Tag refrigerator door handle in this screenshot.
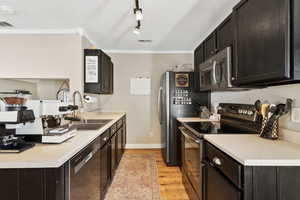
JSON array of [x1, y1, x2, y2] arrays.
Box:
[[158, 86, 163, 124]]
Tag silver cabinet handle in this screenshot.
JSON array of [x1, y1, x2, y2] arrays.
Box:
[[213, 157, 222, 166], [103, 137, 108, 142]]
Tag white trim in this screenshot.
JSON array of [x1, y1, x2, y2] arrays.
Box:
[[77, 28, 98, 48], [0, 28, 82, 34], [125, 144, 162, 149], [104, 50, 193, 54]]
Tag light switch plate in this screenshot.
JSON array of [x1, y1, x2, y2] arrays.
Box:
[[291, 108, 300, 123]]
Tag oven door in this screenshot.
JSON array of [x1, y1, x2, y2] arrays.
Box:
[[180, 127, 204, 200]]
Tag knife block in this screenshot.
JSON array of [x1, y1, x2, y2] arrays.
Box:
[[260, 117, 279, 140]]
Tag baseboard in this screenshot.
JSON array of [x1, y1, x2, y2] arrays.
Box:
[[125, 144, 162, 149]]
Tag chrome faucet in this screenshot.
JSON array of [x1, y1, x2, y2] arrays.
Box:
[[73, 91, 84, 109], [72, 91, 85, 122]]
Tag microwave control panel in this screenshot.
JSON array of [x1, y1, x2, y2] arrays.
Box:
[[173, 89, 192, 105]]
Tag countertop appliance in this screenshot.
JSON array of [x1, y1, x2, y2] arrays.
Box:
[[0, 109, 36, 153], [69, 138, 101, 200], [16, 100, 77, 144], [199, 47, 249, 91], [159, 71, 210, 166], [180, 103, 261, 200]]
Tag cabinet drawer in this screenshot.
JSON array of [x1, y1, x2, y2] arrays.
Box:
[[100, 129, 110, 148], [205, 142, 242, 188], [111, 123, 117, 134]]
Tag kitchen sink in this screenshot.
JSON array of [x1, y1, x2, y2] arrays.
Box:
[[71, 119, 112, 131], [72, 123, 105, 130], [84, 119, 112, 124]]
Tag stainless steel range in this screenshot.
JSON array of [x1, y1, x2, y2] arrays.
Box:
[[180, 103, 261, 200]]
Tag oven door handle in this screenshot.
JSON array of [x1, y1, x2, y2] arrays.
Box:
[[179, 127, 201, 144]]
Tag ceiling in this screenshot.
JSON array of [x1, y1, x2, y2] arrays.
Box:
[[0, 0, 240, 52]]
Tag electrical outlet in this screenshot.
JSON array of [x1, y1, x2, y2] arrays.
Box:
[[291, 108, 300, 123]]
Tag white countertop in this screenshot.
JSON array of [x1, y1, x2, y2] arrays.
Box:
[[177, 117, 219, 123], [204, 134, 300, 166], [0, 112, 125, 169]]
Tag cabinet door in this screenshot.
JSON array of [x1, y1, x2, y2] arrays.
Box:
[[101, 54, 112, 94], [116, 129, 123, 164], [194, 44, 205, 92], [204, 32, 217, 59], [217, 14, 235, 79], [205, 164, 241, 200], [100, 143, 110, 200], [122, 123, 126, 153], [217, 14, 233, 51], [108, 61, 114, 94], [233, 0, 289, 85], [110, 134, 117, 177]]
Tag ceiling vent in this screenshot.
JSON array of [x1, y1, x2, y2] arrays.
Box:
[[138, 40, 152, 43], [0, 21, 13, 27]]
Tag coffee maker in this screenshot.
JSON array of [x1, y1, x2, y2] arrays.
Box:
[[15, 100, 77, 143], [0, 109, 36, 153]]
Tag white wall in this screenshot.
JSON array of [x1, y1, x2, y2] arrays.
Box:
[[0, 34, 84, 93], [212, 84, 300, 132], [99, 53, 193, 146]]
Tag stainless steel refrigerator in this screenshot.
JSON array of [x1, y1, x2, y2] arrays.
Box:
[[158, 71, 209, 166]]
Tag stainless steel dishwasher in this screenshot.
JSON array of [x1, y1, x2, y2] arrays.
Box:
[[68, 138, 101, 200]]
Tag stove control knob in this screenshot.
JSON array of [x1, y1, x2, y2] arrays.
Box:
[[248, 111, 253, 115]]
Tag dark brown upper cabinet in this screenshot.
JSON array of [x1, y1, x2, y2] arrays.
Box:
[[217, 14, 235, 79], [217, 14, 233, 51], [232, 0, 300, 86], [194, 44, 205, 92], [84, 49, 114, 94], [204, 32, 218, 59]]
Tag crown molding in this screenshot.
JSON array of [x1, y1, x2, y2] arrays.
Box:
[[104, 50, 193, 54], [0, 28, 82, 34], [77, 28, 98, 48]]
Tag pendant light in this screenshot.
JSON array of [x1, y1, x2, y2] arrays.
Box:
[[133, 20, 141, 35], [133, 0, 143, 35], [134, 0, 143, 21]]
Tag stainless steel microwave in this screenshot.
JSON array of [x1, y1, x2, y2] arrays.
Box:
[[199, 47, 235, 91]]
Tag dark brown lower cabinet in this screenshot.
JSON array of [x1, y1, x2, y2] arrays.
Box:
[[110, 133, 117, 177], [116, 129, 122, 164], [0, 117, 127, 200], [121, 123, 126, 153], [100, 141, 111, 200], [0, 166, 65, 200], [204, 141, 300, 200]]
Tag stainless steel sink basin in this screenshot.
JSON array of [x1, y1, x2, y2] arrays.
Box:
[[71, 119, 112, 131], [72, 123, 106, 130], [84, 119, 112, 124]]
